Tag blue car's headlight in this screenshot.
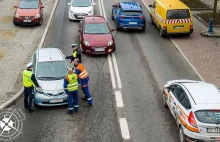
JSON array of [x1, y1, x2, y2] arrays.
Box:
[[36, 87, 44, 94]]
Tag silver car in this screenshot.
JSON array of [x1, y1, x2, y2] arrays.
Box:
[[32, 48, 68, 106]]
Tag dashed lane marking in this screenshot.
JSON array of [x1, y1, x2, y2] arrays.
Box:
[[115, 91, 124, 107], [119, 118, 131, 140]]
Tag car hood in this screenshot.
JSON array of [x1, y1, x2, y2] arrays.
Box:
[[37, 79, 64, 94], [16, 8, 39, 16], [83, 34, 113, 46], [69, 6, 92, 13]]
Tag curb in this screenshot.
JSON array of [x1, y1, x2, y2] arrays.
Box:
[[140, 0, 206, 82], [193, 14, 220, 27], [200, 31, 220, 38], [0, 0, 59, 110]]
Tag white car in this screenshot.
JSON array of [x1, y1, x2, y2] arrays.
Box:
[[68, 0, 95, 20], [163, 80, 220, 142]]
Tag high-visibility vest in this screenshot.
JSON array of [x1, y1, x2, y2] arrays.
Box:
[[76, 63, 88, 79], [23, 70, 34, 87], [72, 51, 77, 58], [67, 74, 78, 92]]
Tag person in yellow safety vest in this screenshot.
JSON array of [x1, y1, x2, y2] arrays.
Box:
[[65, 44, 78, 63], [22, 62, 41, 113], [64, 68, 79, 115]]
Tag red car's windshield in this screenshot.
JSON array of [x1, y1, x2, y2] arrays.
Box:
[[19, 0, 39, 9], [84, 23, 109, 34]]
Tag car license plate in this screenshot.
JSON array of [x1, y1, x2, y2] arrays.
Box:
[[174, 26, 183, 29], [95, 48, 105, 52], [23, 20, 31, 22], [207, 128, 220, 133], [129, 22, 137, 24], [49, 99, 63, 103]]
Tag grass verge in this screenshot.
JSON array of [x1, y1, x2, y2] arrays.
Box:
[[180, 0, 209, 9], [196, 12, 220, 25]]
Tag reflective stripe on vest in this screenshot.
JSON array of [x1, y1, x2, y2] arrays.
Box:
[[77, 64, 88, 79], [72, 51, 77, 58], [67, 74, 78, 92], [23, 70, 34, 87]]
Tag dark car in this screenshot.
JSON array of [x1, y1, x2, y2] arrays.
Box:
[[13, 0, 44, 26], [78, 15, 116, 54]]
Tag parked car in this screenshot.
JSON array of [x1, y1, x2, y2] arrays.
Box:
[[78, 15, 116, 54], [149, 0, 193, 37], [13, 0, 44, 26], [112, 2, 146, 31], [68, 0, 95, 21], [32, 48, 68, 106], [163, 80, 220, 142]]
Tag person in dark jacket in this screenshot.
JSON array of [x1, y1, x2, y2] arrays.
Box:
[[22, 63, 41, 113], [66, 44, 78, 63]]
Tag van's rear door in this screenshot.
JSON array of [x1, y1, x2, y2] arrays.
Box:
[[165, 9, 192, 33]]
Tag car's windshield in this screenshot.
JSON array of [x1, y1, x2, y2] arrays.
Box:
[[19, 0, 39, 9], [195, 110, 220, 124], [84, 23, 109, 34], [122, 11, 142, 16], [72, 0, 91, 7], [166, 9, 190, 19], [37, 61, 67, 80]]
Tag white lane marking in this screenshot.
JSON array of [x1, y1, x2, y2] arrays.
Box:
[[119, 118, 131, 140], [108, 54, 116, 89], [100, 0, 122, 89], [140, 0, 205, 82], [112, 54, 122, 88], [115, 91, 124, 107], [98, 0, 103, 16]]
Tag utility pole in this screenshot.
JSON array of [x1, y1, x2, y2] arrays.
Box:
[[213, 0, 218, 18]]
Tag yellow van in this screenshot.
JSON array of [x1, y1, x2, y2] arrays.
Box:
[[149, 0, 193, 37]]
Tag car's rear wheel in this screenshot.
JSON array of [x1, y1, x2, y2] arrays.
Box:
[[141, 26, 146, 32], [179, 126, 186, 142], [112, 44, 116, 52], [163, 90, 168, 108], [160, 28, 165, 37]]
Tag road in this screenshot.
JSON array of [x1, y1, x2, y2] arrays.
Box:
[[11, 0, 199, 141]]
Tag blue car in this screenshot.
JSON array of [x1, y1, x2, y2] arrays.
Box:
[[112, 2, 146, 31]]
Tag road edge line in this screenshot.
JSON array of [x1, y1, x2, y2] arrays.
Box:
[[140, 0, 205, 82], [0, 0, 59, 110]]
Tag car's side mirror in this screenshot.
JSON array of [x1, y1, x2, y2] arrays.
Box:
[[110, 29, 115, 32], [78, 29, 82, 32], [41, 5, 44, 8], [13, 5, 17, 8], [68, 3, 71, 6], [92, 3, 96, 6], [149, 4, 152, 7]]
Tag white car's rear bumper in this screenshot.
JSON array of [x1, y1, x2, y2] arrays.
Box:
[[68, 12, 94, 20], [184, 127, 220, 141]]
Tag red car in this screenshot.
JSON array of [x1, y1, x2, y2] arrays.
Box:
[[13, 0, 44, 26], [78, 16, 116, 54]]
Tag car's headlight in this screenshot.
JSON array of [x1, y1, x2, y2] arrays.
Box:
[[69, 10, 74, 13], [35, 14, 41, 19], [83, 40, 90, 46], [15, 13, 20, 18], [36, 87, 44, 94], [108, 40, 113, 46]]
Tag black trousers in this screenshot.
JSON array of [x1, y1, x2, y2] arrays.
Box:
[[66, 55, 75, 62], [24, 87, 34, 111]]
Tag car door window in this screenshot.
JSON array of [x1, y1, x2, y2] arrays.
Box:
[[172, 85, 191, 109]]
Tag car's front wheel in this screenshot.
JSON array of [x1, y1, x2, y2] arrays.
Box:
[[163, 90, 168, 108], [160, 28, 165, 37], [179, 126, 186, 142], [13, 20, 18, 26], [39, 17, 43, 26]]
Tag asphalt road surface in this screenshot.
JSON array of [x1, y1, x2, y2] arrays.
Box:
[[11, 0, 199, 141]]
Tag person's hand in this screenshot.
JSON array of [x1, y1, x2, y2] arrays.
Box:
[[67, 94, 69, 97]]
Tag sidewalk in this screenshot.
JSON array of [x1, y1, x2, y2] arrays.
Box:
[[0, 0, 56, 106], [141, 0, 220, 87]]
